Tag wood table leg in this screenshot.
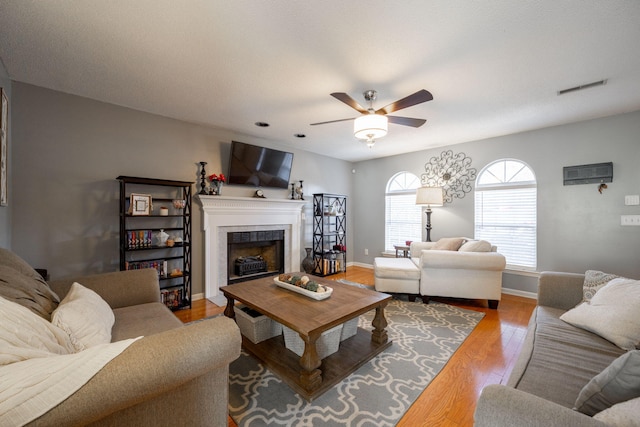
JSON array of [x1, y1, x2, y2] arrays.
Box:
[[371, 302, 389, 345], [299, 331, 322, 393], [223, 297, 236, 319]]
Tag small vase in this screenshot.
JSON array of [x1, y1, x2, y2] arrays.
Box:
[[209, 181, 223, 195], [301, 248, 314, 273], [158, 229, 169, 247]]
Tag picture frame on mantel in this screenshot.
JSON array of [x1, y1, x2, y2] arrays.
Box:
[[1, 88, 8, 207]]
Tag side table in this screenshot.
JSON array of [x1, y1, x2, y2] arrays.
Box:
[[393, 245, 410, 258]]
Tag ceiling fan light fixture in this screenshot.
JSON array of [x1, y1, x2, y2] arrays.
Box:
[[354, 114, 388, 141]]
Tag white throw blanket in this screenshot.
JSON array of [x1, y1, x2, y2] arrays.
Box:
[[0, 297, 139, 426]]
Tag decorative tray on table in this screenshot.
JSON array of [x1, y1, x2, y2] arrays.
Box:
[[273, 274, 333, 301]]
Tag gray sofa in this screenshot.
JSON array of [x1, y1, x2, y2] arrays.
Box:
[[0, 248, 241, 427], [474, 271, 628, 426]]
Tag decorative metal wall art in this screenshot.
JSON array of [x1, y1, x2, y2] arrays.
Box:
[[421, 150, 476, 204]]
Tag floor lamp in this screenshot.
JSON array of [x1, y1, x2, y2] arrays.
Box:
[[416, 187, 444, 242]]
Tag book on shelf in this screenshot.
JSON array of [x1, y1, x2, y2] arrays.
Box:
[[124, 259, 167, 277], [319, 255, 344, 275], [127, 230, 153, 249], [161, 287, 184, 309]]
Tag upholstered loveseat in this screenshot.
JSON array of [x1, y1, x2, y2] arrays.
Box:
[[374, 237, 506, 308], [0, 248, 241, 426], [474, 271, 640, 426]]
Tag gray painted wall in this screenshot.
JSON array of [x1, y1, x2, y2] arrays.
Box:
[[352, 110, 640, 293], [9, 81, 640, 296], [0, 60, 10, 248], [11, 82, 353, 296]]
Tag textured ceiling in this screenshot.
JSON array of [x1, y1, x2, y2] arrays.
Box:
[[1, 1, 639, 162]]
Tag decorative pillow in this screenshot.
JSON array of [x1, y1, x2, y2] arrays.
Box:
[[0, 265, 60, 320], [458, 240, 492, 252], [560, 278, 640, 350], [0, 248, 46, 279], [432, 237, 465, 251], [51, 282, 114, 351], [574, 350, 640, 416], [583, 270, 621, 302], [0, 295, 75, 365], [593, 396, 640, 426]]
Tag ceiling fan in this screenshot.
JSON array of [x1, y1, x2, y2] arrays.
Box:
[[311, 89, 433, 147]]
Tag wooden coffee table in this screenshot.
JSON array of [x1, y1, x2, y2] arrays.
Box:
[[221, 274, 392, 401]]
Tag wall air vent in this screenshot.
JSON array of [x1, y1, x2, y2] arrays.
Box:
[[557, 79, 607, 96], [563, 162, 613, 186]]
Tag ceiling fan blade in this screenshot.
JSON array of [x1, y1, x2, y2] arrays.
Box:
[[375, 89, 433, 115], [386, 116, 427, 127], [310, 117, 356, 126], [330, 92, 368, 114]]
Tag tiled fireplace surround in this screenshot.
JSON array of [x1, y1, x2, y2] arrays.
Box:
[[197, 195, 306, 305]]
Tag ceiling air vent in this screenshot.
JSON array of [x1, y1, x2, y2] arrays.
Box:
[[557, 79, 607, 96]]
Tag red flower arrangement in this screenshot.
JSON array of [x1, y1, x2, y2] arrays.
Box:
[[208, 173, 226, 183]]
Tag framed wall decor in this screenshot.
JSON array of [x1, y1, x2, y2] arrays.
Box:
[[129, 193, 152, 216], [1, 88, 8, 207]]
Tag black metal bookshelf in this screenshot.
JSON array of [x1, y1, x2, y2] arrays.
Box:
[[312, 193, 347, 276], [117, 176, 193, 310]]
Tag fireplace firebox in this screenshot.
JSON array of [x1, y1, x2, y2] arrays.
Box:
[[227, 230, 284, 284]]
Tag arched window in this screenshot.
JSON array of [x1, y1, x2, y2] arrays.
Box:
[[475, 159, 537, 270], [385, 172, 422, 252]]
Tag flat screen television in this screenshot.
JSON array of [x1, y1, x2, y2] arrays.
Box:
[[227, 141, 294, 189]]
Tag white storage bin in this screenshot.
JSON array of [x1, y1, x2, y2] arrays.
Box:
[[283, 324, 343, 359], [235, 304, 282, 344], [340, 317, 359, 341]]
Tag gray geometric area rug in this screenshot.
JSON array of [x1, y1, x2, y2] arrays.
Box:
[[228, 300, 485, 427]]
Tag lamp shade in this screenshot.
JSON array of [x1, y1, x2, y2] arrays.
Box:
[[415, 186, 444, 207], [354, 114, 388, 140]]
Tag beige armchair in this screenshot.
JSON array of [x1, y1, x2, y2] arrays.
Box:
[[410, 240, 506, 308]]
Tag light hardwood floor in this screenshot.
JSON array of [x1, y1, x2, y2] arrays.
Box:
[[174, 266, 536, 427]]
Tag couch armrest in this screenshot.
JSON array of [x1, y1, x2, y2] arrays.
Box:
[[537, 271, 584, 310], [48, 268, 160, 309], [410, 241, 437, 254], [474, 385, 607, 427], [420, 250, 506, 271], [30, 316, 241, 426]]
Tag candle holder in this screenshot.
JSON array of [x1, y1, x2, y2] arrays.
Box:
[[290, 183, 296, 200], [199, 162, 208, 194]]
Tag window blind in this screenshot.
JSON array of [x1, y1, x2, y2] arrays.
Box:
[[385, 192, 422, 252], [475, 187, 537, 269]]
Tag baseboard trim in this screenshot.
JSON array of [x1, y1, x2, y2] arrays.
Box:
[[348, 261, 373, 269], [501, 288, 537, 300], [192, 292, 204, 301]]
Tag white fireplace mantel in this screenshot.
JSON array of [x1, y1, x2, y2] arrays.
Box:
[[197, 195, 306, 305]]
